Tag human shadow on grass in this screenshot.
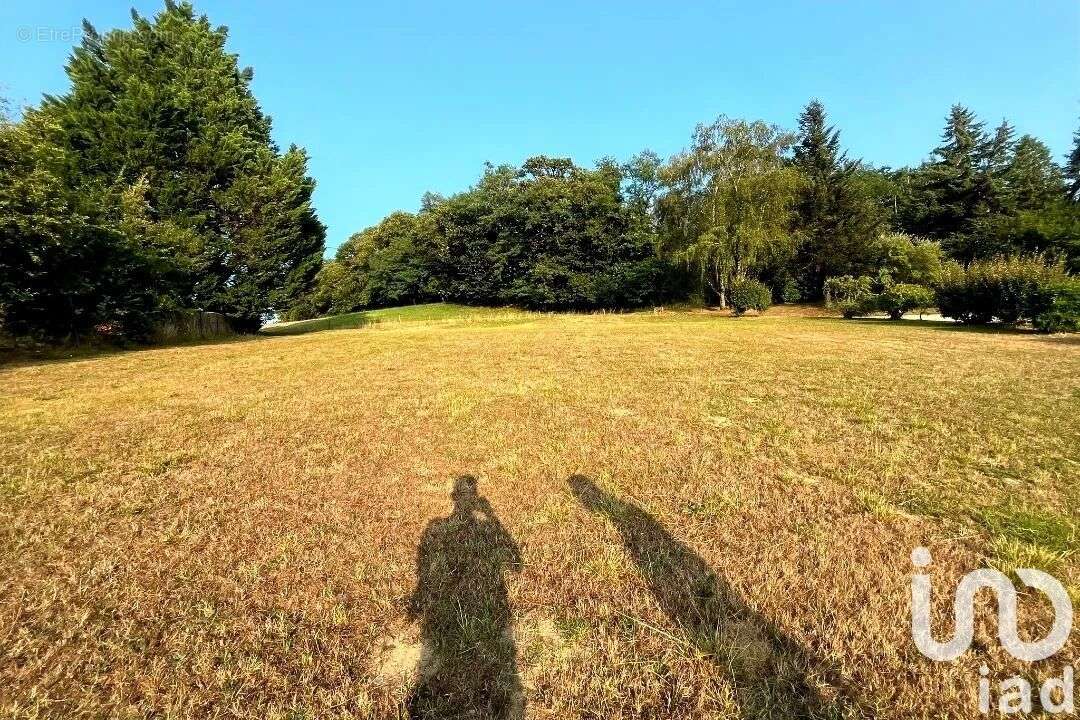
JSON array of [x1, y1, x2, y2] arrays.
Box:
[[406, 475, 524, 720], [569, 475, 856, 719]]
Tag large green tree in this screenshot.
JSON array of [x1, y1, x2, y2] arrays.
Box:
[[790, 100, 882, 298], [1008, 135, 1065, 212], [915, 105, 992, 260], [34, 1, 324, 330], [431, 156, 671, 309], [658, 118, 802, 307], [335, 211, 441, 309], [1064, 117, 1080, 203], [1, 104, 164, 339]]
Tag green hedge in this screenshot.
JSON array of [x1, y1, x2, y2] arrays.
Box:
[[936, 257, 1077, 331]]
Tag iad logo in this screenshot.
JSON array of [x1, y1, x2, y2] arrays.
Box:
[[910, 547, 1076, 714], [911, 546, 1072, 661]]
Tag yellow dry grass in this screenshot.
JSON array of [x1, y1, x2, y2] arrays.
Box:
[[1, 307, 1078, 718]]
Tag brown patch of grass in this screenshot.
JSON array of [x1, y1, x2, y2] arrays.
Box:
[[0, 309, 1077, 718]]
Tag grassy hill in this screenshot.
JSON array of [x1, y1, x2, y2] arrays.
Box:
[[260, 303, 533, 336], [1, 307, 1077, 718]]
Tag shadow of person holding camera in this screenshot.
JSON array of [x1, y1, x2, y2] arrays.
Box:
[[406, 475, 524, 719]]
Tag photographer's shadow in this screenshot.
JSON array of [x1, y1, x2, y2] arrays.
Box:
[[406, 475, 524, 719], [569, 474, 853, 718]]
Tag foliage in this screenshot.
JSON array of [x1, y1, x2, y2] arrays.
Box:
[[0, 110, 164, 340], [779, 278, 802, 304], [791, 100, 883, 298], [2, 2, 325, 340], [658, 117, 802, 307], [281, 260, 361, 321], [894, 106, 1075, 270], [936, 256, 1072, 326], [870, 233, 943, 287], [334, 212, 441, 310], [451, 157, 667, 310], [1032, 280, 1080, 333], [729, 279, 772, 315], [876, 283, 936, 320], [314, 156, 681, 312], [824, 275, 874, 318], [1065, 116, 1080, 203], [7, 13, 1078, 343]]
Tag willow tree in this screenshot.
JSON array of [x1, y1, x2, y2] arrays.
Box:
[[658, 118, 801, 307]]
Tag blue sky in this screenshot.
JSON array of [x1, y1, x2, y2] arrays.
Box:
[[3, 1, 1079, 254]]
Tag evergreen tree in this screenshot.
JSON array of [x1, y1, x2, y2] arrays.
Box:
[[983, 120, 1017, 216], [36, 2, 324, 329], [1, 99, 168, 340], [791, 99, 881, 297], [920, 105, 987, 252], [1008, 135, 1064, 211], [991, 135, 1078, 266], [1065, 117, 1080, 202]]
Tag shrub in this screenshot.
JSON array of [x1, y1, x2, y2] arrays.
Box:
[[936, 257, 1071, 326], [824, 275, 874, 319], [872, 233, 943, 287], [877, 283, 936, 320], [780, 278, 802, 304], [1033, 280, 1080, 333], [730, 279, 772, 315], [935, 263, 991, 324]]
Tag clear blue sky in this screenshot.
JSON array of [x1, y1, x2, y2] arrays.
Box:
[[4, 1, 1079, 254]]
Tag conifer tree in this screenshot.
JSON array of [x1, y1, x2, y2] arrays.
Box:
[[1065, 117, 1080, 202], [37, 2, 324, 329], [922, 105, 986, 244], [983, 120, 1017, 216], [791, 99, 880, 297], [1008, 135, 1064, 211]]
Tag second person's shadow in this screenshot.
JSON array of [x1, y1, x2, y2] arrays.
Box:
[[406, 475, 524, 719], [569, 474, 854, 718]]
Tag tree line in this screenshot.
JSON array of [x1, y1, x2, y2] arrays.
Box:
[[298, 100, 1079, 326], [2, 2, 1078, 342]]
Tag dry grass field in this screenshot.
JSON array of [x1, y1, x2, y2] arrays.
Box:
[[1, 305, 1078, 719]]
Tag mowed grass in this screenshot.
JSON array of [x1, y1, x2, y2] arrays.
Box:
[[1, 307, 1077, 718]]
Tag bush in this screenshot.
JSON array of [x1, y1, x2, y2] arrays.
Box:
[[872, 233, 943, 287], [936, 257, 1072, 326], [1033, 280, 1080, 333], [780, 278, 802, 304], [824, 275, 874, 319], [730, 279, 772, 315], [877, 283, 936, 320]]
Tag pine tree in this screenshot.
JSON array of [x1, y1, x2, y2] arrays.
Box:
[[1065, 117, 1080, 202], [791, 99, 881, 297], [922, 105, 986, 246], [37, 2, 324, 329], [1008, 135, 1064, 211], [983, 120, 1017, 216]]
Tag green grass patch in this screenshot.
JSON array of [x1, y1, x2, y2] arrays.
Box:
[[975, 504, 1077, 552], [975, 503, 1077, 576]]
